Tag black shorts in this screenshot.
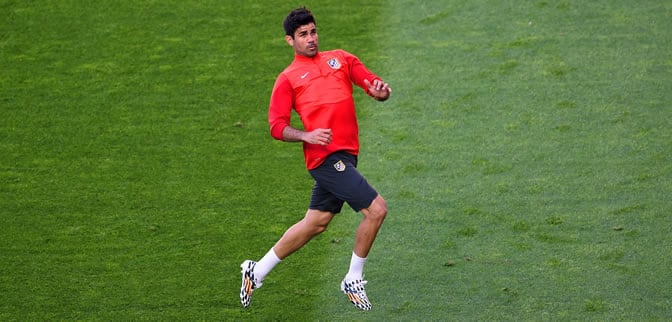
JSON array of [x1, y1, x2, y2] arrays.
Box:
[[308, 151, 378, 214]]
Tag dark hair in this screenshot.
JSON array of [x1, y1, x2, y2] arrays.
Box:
[[283, 7, 316, 37]]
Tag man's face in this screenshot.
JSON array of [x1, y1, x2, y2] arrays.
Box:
[[286, 23, 318, 57]]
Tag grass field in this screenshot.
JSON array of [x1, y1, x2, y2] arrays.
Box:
[[1, 0, 670, 320]]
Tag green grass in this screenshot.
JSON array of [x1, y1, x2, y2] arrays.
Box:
[[1, 0, 670, 320]]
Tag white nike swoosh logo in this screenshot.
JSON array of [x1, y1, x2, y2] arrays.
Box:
[[301, 72, 310, 79]]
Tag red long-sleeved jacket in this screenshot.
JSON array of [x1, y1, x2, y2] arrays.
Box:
[[268, 49, 381, 169]]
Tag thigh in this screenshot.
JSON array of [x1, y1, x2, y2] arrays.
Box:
[[309, 152, 378, 212], [309, 181, 345, 214]]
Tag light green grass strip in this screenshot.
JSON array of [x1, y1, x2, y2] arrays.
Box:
[[357, 0, 672, 320]]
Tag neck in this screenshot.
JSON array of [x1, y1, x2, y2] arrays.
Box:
[[295, 52, 319, 60]]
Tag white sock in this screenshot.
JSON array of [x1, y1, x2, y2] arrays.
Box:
[[254, 248, 282, 284], [345, 252, 367, 281]]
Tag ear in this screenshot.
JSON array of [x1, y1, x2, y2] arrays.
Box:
[[285, 35, 294, 47]]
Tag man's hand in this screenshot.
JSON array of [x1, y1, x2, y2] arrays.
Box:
[[282, 126, 331, 145], [302, 128, 332, 146], [365, 79, 392, 101]]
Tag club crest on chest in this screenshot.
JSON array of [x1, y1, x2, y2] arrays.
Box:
[[327, 58, 341, 70]]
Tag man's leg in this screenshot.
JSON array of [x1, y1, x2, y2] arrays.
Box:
[[240, 209, 334, 308], [272, 209, 334, 259], [353, 195, 387, 259], [345, 194, 387, 280], [255, 209, 334, 284], [341, 194, 387, 311]]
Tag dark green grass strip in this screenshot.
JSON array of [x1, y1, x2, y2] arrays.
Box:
[[0, 1, 388, 320]]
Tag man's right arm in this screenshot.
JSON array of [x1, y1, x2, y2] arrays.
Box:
[[280, 126, 304, 142], [283, 126, 332, 146], [268, 74, 332, 146], [268, 74, 294, 140]]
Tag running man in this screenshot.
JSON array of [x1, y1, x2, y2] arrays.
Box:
[[240, 7, 392, 311]]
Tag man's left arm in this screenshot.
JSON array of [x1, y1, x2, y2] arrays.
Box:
[[346, 52, 392, 101], [363, 78, 392, 101]]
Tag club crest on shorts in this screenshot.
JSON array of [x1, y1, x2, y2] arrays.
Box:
[[333, 160, 346, 172], [327, 58, 341, 70]]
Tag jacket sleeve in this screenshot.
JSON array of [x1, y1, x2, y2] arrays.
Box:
[[268, 73, 293, 140], [345, 51, 381, 97]]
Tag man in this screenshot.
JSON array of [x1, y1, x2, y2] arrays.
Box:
[[240, 7, 391, 311]]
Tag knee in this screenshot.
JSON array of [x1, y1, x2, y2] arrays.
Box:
[[365, 196, 387, 222], [310, 221, 329, 235], [295, 219, 327, 237], [303, 210, 333, 235], [374, 204, 388, 222]]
